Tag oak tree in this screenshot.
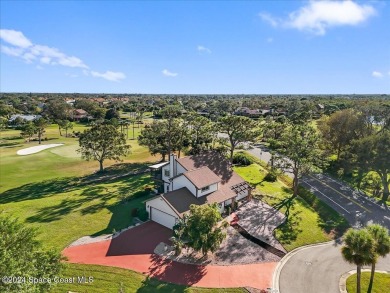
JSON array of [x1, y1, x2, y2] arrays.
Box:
[[0, 214, 63, 293], [218, 115, 258, 161], [274, 123, 323, 197], [78, 124, 130, 172]]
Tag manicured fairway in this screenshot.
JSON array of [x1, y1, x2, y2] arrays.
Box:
[[1, 172, 155, 249], [0, 123, 156, 193]]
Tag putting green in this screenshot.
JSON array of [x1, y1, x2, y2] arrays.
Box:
[[50, 144, 81, 158]]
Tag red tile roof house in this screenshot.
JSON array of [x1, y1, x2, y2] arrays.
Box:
[[73, 109, 89, 121], [146, 152, 252, 229]]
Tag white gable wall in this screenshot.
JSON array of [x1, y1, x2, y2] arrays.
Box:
[[145, 197, 177, 216], [172, 175, 197, 196], [176, 161, 187, 175], [197, 182, 218, 197]]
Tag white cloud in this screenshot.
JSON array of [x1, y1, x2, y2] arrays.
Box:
[[266, 37, 274, 43], [0, 30, 88, 68], [372, 71, 383, 78], [65, 73, 79, 78], [30, 44, 88, 68], [1, 45, 23, 57], [0, 29, 32, 48], [0, 29, 125, 81], [22, 52, 36, 63], [260, 1, 376, 35], [90, 70, 126, 82], [197, 45, 211, 54], [162, 69, 178, 77], [36, 65, 43, 70], [40, 56, 51, 64], [259, 13, 279, 27]]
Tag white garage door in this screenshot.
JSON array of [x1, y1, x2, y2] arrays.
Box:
[[151, 207, 176, 229]]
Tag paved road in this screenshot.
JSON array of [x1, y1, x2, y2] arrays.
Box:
[[301, 173, 390, 230], [245, 144, 390, 293], [246, 143, 389, 230], [278, 241, 390, 293]]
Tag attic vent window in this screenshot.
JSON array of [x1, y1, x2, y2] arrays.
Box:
[[201, 186, 210, 192], [164, 169, 170, 177]]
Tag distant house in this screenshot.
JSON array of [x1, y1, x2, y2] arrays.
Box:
[[65, 99, 76, 106], [73, 109, 89, 121], [234, 107, 262, 118], [146, 152, 252, 229], [9, 114, 41, 123]]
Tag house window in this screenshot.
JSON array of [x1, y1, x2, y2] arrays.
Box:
[[164, 169, 170, 177], [201, 186, 210, 192]]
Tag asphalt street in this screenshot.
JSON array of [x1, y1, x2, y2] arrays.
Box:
[[301, 173, 390, 230], [245, 144, 390, 293], [278, 241, 390, 293], [247, 143, 389, 230]]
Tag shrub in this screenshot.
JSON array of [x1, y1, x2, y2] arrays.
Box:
[[227, 206, 231, 215], [264, 171, 277, 182], [137, 209, 149, 221], [233, 152, 254, 166], [130, 208, 138, 217]]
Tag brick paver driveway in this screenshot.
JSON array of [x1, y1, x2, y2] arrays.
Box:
[[63, 221, 277, 289]]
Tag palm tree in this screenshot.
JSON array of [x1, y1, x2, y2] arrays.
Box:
[[366, 224, 390, 293], [341, 228, 374, 293]]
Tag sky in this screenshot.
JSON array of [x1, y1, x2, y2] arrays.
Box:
[[0, 0, 389, 94]]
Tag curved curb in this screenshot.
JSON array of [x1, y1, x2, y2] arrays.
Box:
[[271, 239, 340, 292], [339, 270, 389, 293]]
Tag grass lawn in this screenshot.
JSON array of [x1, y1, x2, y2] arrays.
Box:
[[0, 123, 161, 248], [0, 123, 157, 193], [51, 264, 246, 293], [1, 171, 156, 249], [346, 272, 390, 293], [234, 163, 349, 251]]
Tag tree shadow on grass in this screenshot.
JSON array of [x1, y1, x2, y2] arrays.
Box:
[[275, 209, 303, 246], [271, 194, 304, 245], [0, 177, 81, 204], [0, 162, 151, 205], [23, 172, 152, 228], [136, 276, 187, 293], [25, 198, 86, 223], [297, 186, 350, 239], [273, 194, 295, 220]]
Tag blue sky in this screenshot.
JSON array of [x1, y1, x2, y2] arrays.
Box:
[[1, 0, 389, 94]]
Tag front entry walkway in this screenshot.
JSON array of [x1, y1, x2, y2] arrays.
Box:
[[235, 199, 287, 252], [63, 222, 277, 289]]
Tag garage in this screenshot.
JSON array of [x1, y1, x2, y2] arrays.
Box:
[[150, 207, 177, 229]]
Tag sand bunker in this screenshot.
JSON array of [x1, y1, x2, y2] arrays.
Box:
[[17, 144, 64, 155]]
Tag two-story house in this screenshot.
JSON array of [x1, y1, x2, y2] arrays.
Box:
[[146, 151, 251, 229]]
